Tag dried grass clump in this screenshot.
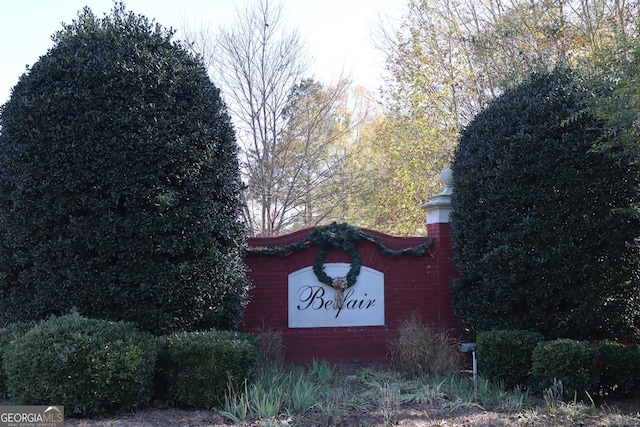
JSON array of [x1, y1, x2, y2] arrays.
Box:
[[255, 328, 285, 368], [388, 313, 462, 376]]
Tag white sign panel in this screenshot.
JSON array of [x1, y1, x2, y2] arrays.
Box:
[[288, 263, 384, 328]]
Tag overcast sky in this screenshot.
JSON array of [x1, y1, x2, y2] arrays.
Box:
[[0, 0, 405, 105]]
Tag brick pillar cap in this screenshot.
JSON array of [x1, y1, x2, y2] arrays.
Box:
[[422, 168, 452, 224]]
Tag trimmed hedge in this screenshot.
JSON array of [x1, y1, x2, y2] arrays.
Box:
[[2, 313, 158, 418], [0, 321, 34, 395], [478, 334, 640, 398], [477, 330, 543, 388], [531, 339, 598, 398], [156, 330, 259, 408], [591, 341, 640, 397]]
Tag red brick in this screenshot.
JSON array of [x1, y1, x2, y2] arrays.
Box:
[[241, 225, 465, 363]]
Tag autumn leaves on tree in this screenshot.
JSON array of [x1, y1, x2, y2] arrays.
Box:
[[181, 0, 640, 236]]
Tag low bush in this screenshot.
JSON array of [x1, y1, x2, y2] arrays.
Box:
[[591, 341, 640, 397], [477, 329, 544, 388], [532, 339, 599, 399], [388, 314, 462, 376], [0, 321, 34, 394], [3, 313, 157, 418], [156, 330, 259, 408]]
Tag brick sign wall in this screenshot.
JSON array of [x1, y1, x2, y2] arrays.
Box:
[[240, 221, 464, 363]]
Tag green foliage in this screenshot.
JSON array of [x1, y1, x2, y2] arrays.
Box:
[[587, 37, 640, 156], [156, 330, 258, 408], [450, 68, 640, 341], [388, 314, 462, 376], [590, 341, 640, 397], [478, 333, 640, 398], [310, 359, 335, 386], [347, 115, 455, 236], [251, 222, 433, 257], [0, 321, 34, 394], [222, 366, 321, 422], [0, 4, 249, 333], [251, 222, 432, 290], [532, 339, 599, 399], [2, 313, 157, 418], [477, 330, 544, 389]]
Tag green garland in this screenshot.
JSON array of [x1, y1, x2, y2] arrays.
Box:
[[249, 222, 433, 290]]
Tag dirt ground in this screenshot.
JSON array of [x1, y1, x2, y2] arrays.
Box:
[[61, 403, 640, 427], [1, 392, 638, 426], [59, 394, 640, 427], [4, 363, 640, 426]]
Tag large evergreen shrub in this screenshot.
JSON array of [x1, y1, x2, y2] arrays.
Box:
[[450, 68, 640, 341], [0, 5, 249, 333]]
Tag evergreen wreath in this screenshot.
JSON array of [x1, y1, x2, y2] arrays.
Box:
[[249, 222, 433, 295]]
